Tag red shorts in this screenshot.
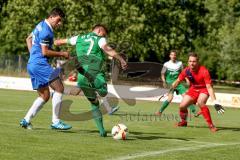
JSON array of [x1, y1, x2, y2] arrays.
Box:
[[186, 87, 209, 103]]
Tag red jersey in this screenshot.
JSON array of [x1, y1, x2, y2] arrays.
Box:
[[178, 66, 212, 89]]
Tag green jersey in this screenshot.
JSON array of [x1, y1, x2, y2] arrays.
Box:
[[67, 32, 107, 75], [161, 60, 183, 84]]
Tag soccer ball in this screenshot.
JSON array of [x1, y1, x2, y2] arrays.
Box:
[[111, 123, 128, 140]]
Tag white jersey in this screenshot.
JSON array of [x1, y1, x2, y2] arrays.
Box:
[[161, 60, 183, 83]]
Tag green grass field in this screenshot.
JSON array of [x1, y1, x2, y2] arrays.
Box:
[[1, 89, 240, 160]]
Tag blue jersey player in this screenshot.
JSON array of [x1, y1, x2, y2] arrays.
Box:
[[20, 8, 71, 130]]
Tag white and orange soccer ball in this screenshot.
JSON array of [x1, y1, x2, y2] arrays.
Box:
[[111, 123, 128, 140]]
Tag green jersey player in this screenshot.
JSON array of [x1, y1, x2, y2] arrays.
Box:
[[155, 50, 197, 116], [55, 24, 127, 137]]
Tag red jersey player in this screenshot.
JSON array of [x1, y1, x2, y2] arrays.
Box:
[[172, 52, 224, 132]]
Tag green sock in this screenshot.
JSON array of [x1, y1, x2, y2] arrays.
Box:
[[159, 100, 170, 113], [189, 104, 197, 114], [91, 102, 106, 136]]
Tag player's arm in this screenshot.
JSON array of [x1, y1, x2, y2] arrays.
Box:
[[54, 39, 67, 46], [41, 45, 69, 59], [172, 78, 181, 89], [206, 84, 217, 101], [204, 70, 225, 114], [172, 68, 186, 89], [185, 78, 190, 86], [180, 63, 190, 86], [54, 36, 78, 46], [26, 33, 33, 52], [206, 84, 224, 114], [161, 66, 167, 88], [102, 43, 127, 70]]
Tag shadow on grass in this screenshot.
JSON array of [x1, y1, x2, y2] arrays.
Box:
[[188, 125, 240, 132], [32, 127, 196, 141], [129, 131, 194, 141]]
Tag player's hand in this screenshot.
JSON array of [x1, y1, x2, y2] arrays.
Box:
[[61, 51, 70, 59], [163, 82, 167, 88], [54, 39, 62, 46], [120, 60, 127, 70], [213, 100, 225, 114]]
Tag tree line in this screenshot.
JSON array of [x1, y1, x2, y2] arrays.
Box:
[[0, 0, 239, 81]]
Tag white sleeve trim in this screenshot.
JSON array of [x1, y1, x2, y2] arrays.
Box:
[[67, 36, 78, 45], [98, 37, 107, 49], [40, 43, 49, 46]]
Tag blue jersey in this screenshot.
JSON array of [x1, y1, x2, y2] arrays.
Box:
[[28, 20, 54, 64], [27, 20, 58, 90]]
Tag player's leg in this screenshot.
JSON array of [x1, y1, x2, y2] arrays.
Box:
[[89, 97, 107, 137], [197, 93, 217, 132], [178, 84, 197, 116], [94, 73, 119, 115], [194, 102, 202, 117], [155, 92, 174, 116], [177, 95, 195, 127], [50, 78, 72, 130], [20, 86, 49, 129], [78, 73, 106, 136], [20, 63, 50, 129]]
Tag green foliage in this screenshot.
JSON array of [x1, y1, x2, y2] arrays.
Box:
[[0, 0, 239, 80]]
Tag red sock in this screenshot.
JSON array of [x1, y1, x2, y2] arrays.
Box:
[[201, 106, 214, 127], [179, 109, 188, 123]]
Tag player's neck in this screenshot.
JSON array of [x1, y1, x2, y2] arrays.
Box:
[[45, 19, 54, 31], [191, 65, 200, 72], [170, 60, 177, 63]]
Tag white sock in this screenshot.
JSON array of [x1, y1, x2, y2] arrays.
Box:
[[24, 97, 46, 123], [101, 97, 112, 113], [52, 92, 62, 124]]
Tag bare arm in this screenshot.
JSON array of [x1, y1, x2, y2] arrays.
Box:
[[206, 84, 217, 101], [185, 78, 190, 86], [41, 45, 69, 59], [161, 66, 167, 88], [102, 44, 127, 70], [161, 73, 166, 83], [55, 36, 78, 46], [206, 83, 225, 114], [54, 39, 68, 46], [172, 78, 181, 89], [26, 33, 33, 52]]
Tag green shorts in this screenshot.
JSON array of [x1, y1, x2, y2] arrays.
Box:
[[77, 72, 107, 99], [167, 83, 186, 95]]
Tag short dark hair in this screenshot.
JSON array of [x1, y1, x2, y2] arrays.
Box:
[[48, 7, 65, 18], [92, 24, 108, 34], [188, 52, 199, 60], [170, 50, 177, 54]]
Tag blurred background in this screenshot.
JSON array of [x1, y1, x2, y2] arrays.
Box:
[[0, 0, 239, 84]]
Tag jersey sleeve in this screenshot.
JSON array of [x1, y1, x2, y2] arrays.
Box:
[[161, 63, 167, 74], [180, 62, 184, 70], [67, 36, 78, 45], [98, 37, 107, 49], [39, 31, 51, 46], [203, 68, 212, 85], [178, 68, 187, 81]]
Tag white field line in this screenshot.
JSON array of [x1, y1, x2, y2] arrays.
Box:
[[108, 142, 240, 160], [166, 139, 224, 145], [0, 109, 25, 112]]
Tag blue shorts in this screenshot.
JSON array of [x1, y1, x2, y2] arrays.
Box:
[[27, 62, 61, 90]]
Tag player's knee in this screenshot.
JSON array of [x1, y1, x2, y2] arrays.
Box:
[[98, 90, 108, 97], [168, 95, 173, 102], [88, 97, 99, 106], [179, 103, 188, 109], [55, 86, 64, 93], [41, 93, 50, 102], [197, 102, 205, 107]]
